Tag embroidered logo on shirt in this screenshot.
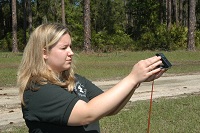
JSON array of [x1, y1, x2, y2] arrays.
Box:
[[74, 81, 87, 97], [78, 85, 84, 93]]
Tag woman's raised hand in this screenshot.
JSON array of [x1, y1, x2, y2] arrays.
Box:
[[128, 56, 166, 84]]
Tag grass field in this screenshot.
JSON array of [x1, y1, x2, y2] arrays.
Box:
[[100, 93, 200, 133], [0, 50, 200, 133], [74, 50, 200, 80], [1, 50, 200, 87]]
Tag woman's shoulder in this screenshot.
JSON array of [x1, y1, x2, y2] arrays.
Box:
[[24, 83, 73, 104], [34, 82, 60, 89], [75, 73, 90, 83], [26, 83, 67, 96], [75, 73, 84, 79]]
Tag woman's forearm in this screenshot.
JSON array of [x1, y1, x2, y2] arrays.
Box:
[[86, 76, 138, 119], [107, 83, 140, 115]]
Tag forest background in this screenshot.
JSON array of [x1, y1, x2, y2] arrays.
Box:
[[0, 0, 199, 53]]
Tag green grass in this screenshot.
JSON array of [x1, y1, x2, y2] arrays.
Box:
[[100, 93, 200, 133], [2, 125, 28, 133], [74, 50, 200, 81], [0, 52, 22, 87]]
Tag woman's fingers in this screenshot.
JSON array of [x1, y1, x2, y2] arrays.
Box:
[[147, 60, 162, 72], [146, 68, 166, 82], [130, 56, 164, 83]]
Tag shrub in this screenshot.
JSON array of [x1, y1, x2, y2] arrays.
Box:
[[136, 24, 187, 51], [0, 32, 12, 51], [92, 30, 134, 52], [195, 30, 200, 48]]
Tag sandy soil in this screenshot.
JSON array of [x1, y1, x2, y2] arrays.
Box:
[[0, 74, 200, 131]]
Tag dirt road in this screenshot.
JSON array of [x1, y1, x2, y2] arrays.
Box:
[[0, 74, 200, 130]]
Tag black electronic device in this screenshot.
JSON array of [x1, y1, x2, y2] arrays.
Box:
[[156, 53, 172, 69]]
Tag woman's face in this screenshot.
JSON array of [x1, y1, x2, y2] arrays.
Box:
[[44, 33, 74, 73]]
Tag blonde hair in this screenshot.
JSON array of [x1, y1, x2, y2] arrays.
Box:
[[17, 23, 75, 105]]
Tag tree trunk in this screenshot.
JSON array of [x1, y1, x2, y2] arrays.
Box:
[[124, 0, 128, 26], [23, 0, 27, 45], [183, 0, 189, 27], [167, 0, 172, 30], [187, 0, 196, 51], [179, 0, 183, 25], [159, 0, 164, 24], [27, 0, 32, 33], [166, 0, 167, 22], [12, 0, 18, 52], [61, 0, 66, 26], [173, 0, 178, 26], [83, 0, 91, 52]]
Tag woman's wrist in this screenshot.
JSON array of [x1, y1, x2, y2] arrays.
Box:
[[135, 83, 141, 89], [125, 74, 141, 89]]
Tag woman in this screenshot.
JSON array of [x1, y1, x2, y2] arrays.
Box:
[[17, 23, 165, 133]]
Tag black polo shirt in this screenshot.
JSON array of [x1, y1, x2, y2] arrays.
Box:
[[22, 74, 103, 133]]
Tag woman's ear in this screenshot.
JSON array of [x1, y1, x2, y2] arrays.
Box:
[[43, 48, 48, 59]]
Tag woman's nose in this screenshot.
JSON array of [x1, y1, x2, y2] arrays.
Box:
[[68, 48, 74, 56]]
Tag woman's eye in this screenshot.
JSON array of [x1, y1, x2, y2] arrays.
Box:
[[61, 45, 71, 50]]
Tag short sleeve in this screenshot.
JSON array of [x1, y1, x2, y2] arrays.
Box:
[[75, 74, 104, 100], [23, 84, 79, 126]]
